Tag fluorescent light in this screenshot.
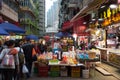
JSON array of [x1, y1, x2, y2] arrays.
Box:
[[98, 18, 104, 21], [101, 5, 105, 8], [109, 4, 118, 9]]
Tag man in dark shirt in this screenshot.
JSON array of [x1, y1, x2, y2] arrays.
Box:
[[21, 39, 34, 78]]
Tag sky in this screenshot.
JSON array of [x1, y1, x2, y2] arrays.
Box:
[[45, 0, 57, 12]]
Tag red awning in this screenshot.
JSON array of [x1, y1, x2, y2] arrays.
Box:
[[77, 32, 90, 36], [62, 21, 73, 31]]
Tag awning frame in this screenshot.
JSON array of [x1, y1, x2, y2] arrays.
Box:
[[70, 0, 106, 22]]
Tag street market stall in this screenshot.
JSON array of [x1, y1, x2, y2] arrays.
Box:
[[33, 49, 100, 78], [98, 48, 120, 68]]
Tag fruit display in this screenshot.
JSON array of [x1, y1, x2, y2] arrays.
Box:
[[49, 59, 60, 64]]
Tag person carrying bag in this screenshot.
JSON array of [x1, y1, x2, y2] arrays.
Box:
[[0, 40, 19, 80]]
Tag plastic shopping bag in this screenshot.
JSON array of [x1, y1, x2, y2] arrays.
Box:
[[22, 64, 29, 73]]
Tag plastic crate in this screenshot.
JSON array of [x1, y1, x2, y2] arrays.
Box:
[[39, 66, 49, 70], [71, 67, 80, 72], [71, 72, 80, 78], [50, 66, 60, 71], [49, 71, 59, 77], [38, 71, 48, 77], [33, 67, 38, 74], [60, 70, 68, 77]]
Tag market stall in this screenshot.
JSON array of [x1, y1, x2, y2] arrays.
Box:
[[33, 49, 100, 78], [98, 48, 120, 68]]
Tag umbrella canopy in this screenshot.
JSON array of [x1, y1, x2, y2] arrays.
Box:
[[55, 32, 71, 38], [0, 27, 9, 35], [43, 35, 50, 41], [26, 34, 38, 40], [0, 22, 25, 33]]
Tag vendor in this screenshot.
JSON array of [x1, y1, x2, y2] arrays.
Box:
[[53, 39, 61, 54]]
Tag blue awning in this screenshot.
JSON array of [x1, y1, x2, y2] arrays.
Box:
[[26, 34, 38, 40], [0, 22, 26, 33], [0, 27, 9, 35], [55, 32, 72, 38]]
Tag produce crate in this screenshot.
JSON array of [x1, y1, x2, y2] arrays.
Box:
[[49, 71, 59, 77], [38, 66, 49, 77], [38, 66, 49, 71], [60, 70, 68, 77], [50, 66, 60, 71], [33, 67, 38, 74], [71, 66, 80, 72], [71, 72, 80, 78], [38, 71, 48, 77]]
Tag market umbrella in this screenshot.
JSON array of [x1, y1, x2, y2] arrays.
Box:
[[55, 32, 71, 38], [0, 22, 26, 33], [0, 27, 9, 35], [26, 34, 38, 40], [43, 35, 50, 41]]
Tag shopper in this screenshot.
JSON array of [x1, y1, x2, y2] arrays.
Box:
[[38, 39, 47, 54], [21, 39, 34, 78], [14, 39, 25, 80], [53, 39, 61, 53], [0, 40, 19, 80]]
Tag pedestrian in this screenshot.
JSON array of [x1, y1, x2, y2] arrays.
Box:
[[0, 40, 19, 80], [21, 39, 34, 79], [14, 39, 25, 80], [38, 39, 47, 54]]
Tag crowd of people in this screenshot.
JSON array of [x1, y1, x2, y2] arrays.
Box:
[[0, 36, 97, 80], [0, 37, 50, 80]]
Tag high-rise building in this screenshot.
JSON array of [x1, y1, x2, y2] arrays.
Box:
[[39, 0, 45, 36], [46, 0, 61, 36], [0, 0, 19, 23], [19, 0, 40, 35]]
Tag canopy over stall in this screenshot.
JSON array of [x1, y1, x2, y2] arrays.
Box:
[[0, 22, 26, 33], [0, 27, 9, 35], [26, 34, 38, 40]]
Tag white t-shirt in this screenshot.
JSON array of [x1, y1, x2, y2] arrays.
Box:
[[53, 42, 60, 49]]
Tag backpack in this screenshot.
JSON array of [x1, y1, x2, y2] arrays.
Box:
[[18, 48, 25, 64], [1, 49, 14, 67]]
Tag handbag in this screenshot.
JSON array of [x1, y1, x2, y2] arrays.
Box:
[[22, 64, 29, 73]]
